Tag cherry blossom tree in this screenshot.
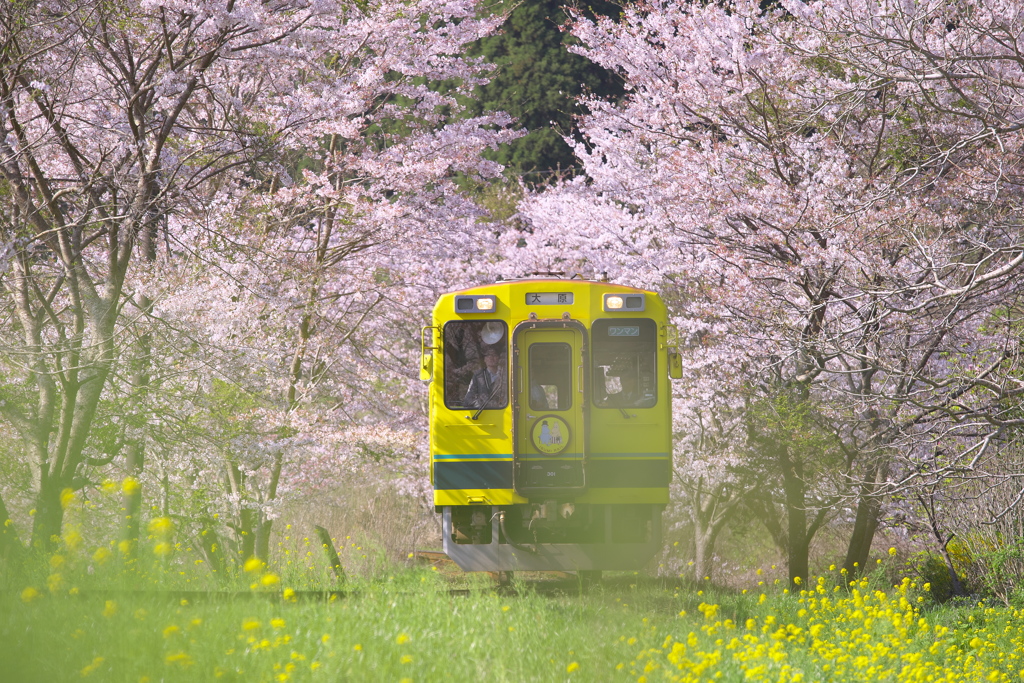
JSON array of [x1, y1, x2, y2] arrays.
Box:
[[0, 0, 515, 554], [147, 179, 514, 560], [512, 0, 1024, 583]]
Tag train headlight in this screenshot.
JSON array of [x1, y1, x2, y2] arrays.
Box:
[[454, 295, 497, 313], [603, 293, 646, 312]]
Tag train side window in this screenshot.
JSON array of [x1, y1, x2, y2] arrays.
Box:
[[529, 342, 572, 411], [443, 321, 508, 410], [592, 318, 657, 409]]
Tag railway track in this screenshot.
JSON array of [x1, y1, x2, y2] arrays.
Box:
[[5, 552, 599, 603]]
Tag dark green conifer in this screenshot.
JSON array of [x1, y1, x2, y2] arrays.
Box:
[[467, 0, 622, 184]]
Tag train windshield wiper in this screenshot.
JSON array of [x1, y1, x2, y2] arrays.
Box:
[[471, 381, 503, 421]]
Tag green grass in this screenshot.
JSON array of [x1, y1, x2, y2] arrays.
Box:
[[4, 518, 1024, 683], [1, 569, 662, 682], [5, 563, 1024, 683]]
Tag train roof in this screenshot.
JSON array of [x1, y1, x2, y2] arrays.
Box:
[[441, 278, 655, 297]]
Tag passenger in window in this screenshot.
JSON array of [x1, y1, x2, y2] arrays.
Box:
[[608, 371, 655, 408], [531, 379, 550, 409], [446, 324, 485, 395], [464, 347, 506, 409]]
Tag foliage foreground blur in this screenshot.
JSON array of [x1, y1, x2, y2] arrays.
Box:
[[4, 535, 1024, 683]]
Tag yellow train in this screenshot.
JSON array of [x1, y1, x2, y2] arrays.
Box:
[[422, 277, 680, 572]]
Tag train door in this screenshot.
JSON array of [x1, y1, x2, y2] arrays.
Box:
[[512, 322, 588, 495]]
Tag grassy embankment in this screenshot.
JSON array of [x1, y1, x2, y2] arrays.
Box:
[[4, 534, 1024, 683], [2, 488, 1022, 681]]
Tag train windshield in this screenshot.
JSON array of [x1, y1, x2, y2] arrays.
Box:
[[592, 318, 657, 409], [443, 320, 508, 410]]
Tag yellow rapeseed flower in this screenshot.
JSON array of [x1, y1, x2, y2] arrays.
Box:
[[242, 619, 261, 631], [271, 618, 286, 629], [243, 557, 264, 573], [396, 633, 410, 645], [698, 603, 719, 620], [21, 586, 41, 603], [163, 625, 180, 638], [165, 652, 192, 667], [567, 662, 580, 673], [154, 542, 173, 558], [80, 656, 105, 677], [122, 477, 140, 495], [49, 554, 65, 569], [93, 547, 112, 564], [148, 517, 174, 535], [102, 600, 118, 617], [62, 528, 83, 551], [261, 572, 281, 587], [60, 488, 76, 509]]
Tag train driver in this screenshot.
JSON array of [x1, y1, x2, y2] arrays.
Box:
[[464, 346, 506, 409]]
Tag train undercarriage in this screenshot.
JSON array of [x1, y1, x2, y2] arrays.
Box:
[[440, 502, 663, 572]]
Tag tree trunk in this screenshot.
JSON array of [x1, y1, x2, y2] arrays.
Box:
[[121, 445, 144, 557], [781, 447, 810, 586], [239, 507, 256, 560], [255, 518, 273, 562], [843, 472, 883, 576], [687, 477, 741, 583], [692, 524, 720, 582], [918, 493, 967, 598], [198, 520, 223, 574], [121, 220, 158, 556], [30, 476, 66, 550], [938, 538, 967, 598], [120, 328, 150, 556]]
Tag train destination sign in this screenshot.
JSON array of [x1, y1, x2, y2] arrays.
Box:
[[608, 325, 641, 336], [525, 292, 574, 305]]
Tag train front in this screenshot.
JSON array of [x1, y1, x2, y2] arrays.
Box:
[[422, 279, 678, 572]]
